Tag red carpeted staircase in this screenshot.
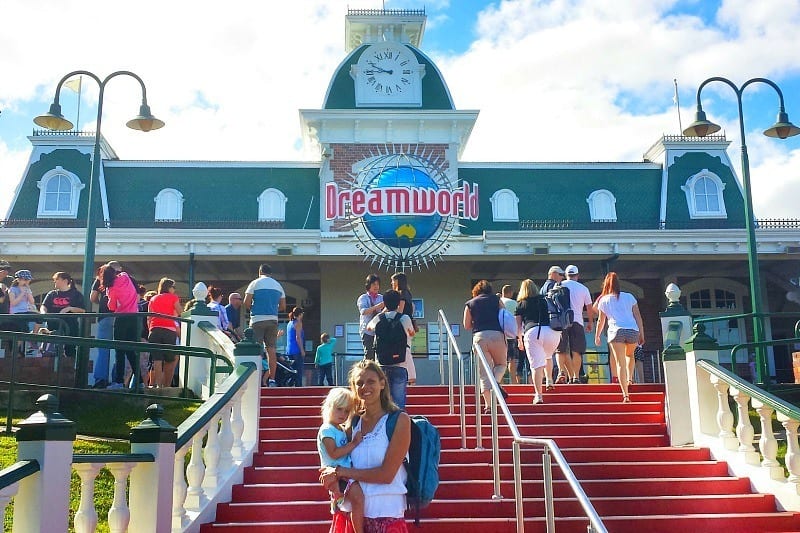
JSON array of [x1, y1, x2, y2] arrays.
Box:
[[201, 383, 800, 532]]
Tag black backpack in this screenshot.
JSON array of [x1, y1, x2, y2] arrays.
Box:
[[544, 284, 573, 331], [373, 314, 408, 365]]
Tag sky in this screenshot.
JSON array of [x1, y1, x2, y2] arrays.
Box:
[[2, 0, 800, 219]]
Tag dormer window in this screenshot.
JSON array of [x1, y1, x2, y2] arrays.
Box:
[[154, 188, 184, 221], [258, 188, 287, 221], [681, 170, 727, 219], [36, 166, 84, 218], [587, 189, 617, 222], [489, 189, 519, 222]]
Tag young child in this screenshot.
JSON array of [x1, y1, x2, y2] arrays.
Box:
[[317, 387, 364, 533], [315, 332, 337, 386]]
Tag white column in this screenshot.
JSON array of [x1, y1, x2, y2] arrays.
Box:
[[73, 463, 102, 533], [107, 462, 134, 533], [12, 394, 76, 533]]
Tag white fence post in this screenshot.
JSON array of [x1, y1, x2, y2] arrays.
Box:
[[12, 394, 76, 533], [659, 284, 695, 446], [684, 324, 722, 444], [129, 404, 178, 533], [233, 329, 263, 447]]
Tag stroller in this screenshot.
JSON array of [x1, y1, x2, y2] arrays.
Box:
[[274, 354, 298, 387]]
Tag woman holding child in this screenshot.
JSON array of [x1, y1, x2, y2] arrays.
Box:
[[320, 359, 411, 533]]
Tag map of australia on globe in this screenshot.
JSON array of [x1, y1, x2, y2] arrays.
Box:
[[362, 166, 442, 249]]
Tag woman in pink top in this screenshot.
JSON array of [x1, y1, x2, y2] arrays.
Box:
[[148, 277, 182, 387], [102, 264, 140, 389]]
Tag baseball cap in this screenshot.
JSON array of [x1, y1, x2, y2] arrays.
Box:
[[548, 266, 565, 275], [229, 292, 242, 301], [0, 260, 11, 271], [565, 265, 579, 275], [14, 269, 32, 280]]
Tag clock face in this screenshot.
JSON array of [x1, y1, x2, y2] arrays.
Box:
[[353, 43, 423, 107], [362, 46, 415, 98]]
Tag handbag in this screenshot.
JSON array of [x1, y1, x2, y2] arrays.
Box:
[[499, 308, 518, 339]]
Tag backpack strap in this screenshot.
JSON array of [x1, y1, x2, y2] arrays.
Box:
[[385, 410, 401, 440]]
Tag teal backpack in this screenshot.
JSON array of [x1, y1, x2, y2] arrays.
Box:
[[386, 411, 441, 526]]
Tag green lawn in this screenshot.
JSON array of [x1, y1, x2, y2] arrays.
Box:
[[1, 392, 198, 532]]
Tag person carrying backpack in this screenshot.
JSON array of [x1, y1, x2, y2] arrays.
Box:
[[319, 360, 412, 533], [366, 289, 415, 409]]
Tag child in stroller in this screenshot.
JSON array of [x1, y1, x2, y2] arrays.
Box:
[[273, 354, 298, 387]]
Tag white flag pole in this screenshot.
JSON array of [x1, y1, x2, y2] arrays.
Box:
[[673, 78, 682, 133]]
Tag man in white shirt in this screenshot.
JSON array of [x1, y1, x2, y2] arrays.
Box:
[[556, 265, 595, 384]]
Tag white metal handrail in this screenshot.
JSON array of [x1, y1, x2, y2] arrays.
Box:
[[438, 309, 468, 448], [472, 342, 607, 533]]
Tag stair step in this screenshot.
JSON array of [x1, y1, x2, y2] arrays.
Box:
[[204, 384, 799, 531], [202, 512, 800, 533], [214, 493, 778, 522]]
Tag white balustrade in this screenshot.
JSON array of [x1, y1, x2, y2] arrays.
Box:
[[107, 463, 134, 533], [710, 376, 738, 450], [752, 401, 784, 480], [172, 446, 189, 530], [218, 405, 235, 472], [184, 432, 207, 510], [729, 387, 759, 465], [73, 463, 102, 533], [202, 416, 222, 491], [779, 416, 800, 487], [230, 390, 245, 460]]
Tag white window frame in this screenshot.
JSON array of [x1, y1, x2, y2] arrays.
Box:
[[587, 189, 617, 222], [154, 188, 184, 221], [258, 188, 287, 222], [681, 170, 727, 219], [489, 189, 519, 222], [36, 166, 84, 219]]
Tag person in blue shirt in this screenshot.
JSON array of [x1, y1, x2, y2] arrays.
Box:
[[315, 332, 337, 386], [243, 264, 286, 387]]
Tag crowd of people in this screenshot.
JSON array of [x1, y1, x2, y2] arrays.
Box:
[[464, 265, 644, 408]]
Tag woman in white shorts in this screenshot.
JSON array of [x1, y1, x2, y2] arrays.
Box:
[[515, 279, 560, 405]]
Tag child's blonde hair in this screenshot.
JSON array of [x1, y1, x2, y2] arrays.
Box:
[[321, 387, 356, 424], [320, 332, 330, 343]]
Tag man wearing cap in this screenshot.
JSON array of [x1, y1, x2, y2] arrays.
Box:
[[225, 292, 244, 340], [556, 265, 595, 384], [540, 266, 565, 296]]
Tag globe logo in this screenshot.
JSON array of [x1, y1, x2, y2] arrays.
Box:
[[363, 166, 442, 249]]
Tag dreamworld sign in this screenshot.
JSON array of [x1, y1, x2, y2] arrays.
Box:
[[325, 181, 479, 220]]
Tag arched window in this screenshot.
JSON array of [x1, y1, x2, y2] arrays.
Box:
[[587, 189, 617, 222], [36, 167, 84, 218], [489, 189, 519, 222], [681, 170, 727, 219], [258, 188, 287, 221], [682, 278, 747, 365], [154, 188, 184, 221]]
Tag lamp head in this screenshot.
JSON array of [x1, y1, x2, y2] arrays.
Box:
[[682, 109, 721, 137], [126, 103, 165, 132], [763, 111, 800, 139], [33, 102, 74, 131]]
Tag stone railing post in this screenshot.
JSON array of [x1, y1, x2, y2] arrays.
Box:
[[13, 394, 76, 533], [233, 329, 262, 447], [182, 281, 219, 399], [128, 404, 177, 533], [659, 284, 694, 446], [684, 323, 722, 444]]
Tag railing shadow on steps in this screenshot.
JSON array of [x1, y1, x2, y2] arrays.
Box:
[[0, 320, 263, 532], [437, 309, 607, 533]]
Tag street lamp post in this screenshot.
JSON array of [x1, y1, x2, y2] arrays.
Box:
[[35, 70, 164, 387], [683, 77, 800, 384]]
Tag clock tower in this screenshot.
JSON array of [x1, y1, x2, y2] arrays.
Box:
[[300, 8, 479, 269]]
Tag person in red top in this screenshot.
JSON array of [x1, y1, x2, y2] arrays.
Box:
[[147, 277, 182, 387], [102, 264, 140, 389]]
